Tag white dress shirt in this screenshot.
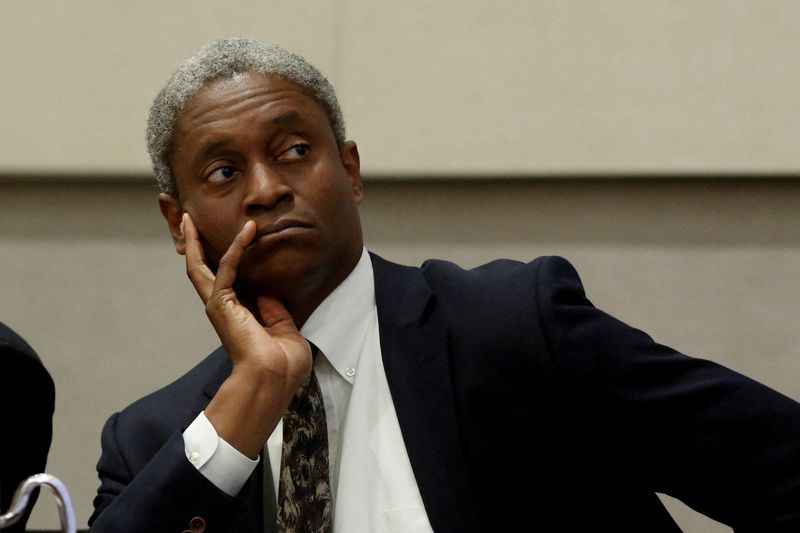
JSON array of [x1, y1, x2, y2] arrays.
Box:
[[183, 248, 433, 532]]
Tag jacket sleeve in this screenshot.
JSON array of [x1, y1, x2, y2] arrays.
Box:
[[536, 256, 800, 532], [89, 412, 237, 533]]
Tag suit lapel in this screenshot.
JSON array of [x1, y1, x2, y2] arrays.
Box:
[[371, 254, 482, 533]]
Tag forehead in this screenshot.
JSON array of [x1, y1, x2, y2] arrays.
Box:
[[171, 72, 330, 149]]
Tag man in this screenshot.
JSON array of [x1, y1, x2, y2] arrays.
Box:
[[1, 322, 55, 533], [89, 38, 800, 532]]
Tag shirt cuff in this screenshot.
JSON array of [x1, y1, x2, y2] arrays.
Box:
[[183, 411, 259, 497]]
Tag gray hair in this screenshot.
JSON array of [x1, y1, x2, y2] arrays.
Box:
[[146, 37, 346, 195]]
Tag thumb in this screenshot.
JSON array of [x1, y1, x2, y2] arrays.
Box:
[[256, 295, 300, 336]]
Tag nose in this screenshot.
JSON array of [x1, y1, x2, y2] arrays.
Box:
[[243, 162, 293, 215]]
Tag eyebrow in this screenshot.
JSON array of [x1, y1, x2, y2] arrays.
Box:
[[188, 111, 306, 169], [271, 110, 302, 126], [191, 139, 231, 171]]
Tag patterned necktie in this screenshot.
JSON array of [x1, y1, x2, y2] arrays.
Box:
[[277, 360, 332, 533]]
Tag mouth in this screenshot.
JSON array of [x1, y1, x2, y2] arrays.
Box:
[[248, 218, 312, 248]]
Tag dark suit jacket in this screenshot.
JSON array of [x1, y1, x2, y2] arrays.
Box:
[[0, 321, 55, 533], [89, 255, 800, 532]]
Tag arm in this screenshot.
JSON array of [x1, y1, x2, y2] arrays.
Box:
[[537, 256, 800, 531], [182, 215, 311, 459], [90, 215, 311, 531], [90, 415, 237, 532]]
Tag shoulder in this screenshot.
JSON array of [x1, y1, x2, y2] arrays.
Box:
[[109, 347, 230, 446], [0, 322, 53, 399], [371, 252, 582, 293], [420, 255, 581, 290], [417, 255, 587, 313], [370, 252, 588, 326], [374, 254, 590, 356], [0, 321, 40, 362]]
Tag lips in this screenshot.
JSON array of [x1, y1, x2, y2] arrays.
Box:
[[248, 218, 312, 248], [258, 218, 311, 236]]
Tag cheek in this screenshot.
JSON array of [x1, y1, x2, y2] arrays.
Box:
[[187, 207, 238, 263], [317, 178, 360, 216], [199, 229, 230, 265]]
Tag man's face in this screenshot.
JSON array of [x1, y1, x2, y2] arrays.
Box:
[[159, 72, 364, 307]]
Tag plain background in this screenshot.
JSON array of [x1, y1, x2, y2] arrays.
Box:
[[1, 2, 799, 531]]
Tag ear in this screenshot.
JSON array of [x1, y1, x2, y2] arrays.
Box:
[[340, 140, 364, 205], [158, 193, 187, 255]]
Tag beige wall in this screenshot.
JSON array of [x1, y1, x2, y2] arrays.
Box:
[[2, 2, 799, 531], [2, 1, 800, 175], [2, 178, 798, 531]]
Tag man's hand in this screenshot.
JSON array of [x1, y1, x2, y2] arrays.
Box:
[[182, 213, 312, 458]]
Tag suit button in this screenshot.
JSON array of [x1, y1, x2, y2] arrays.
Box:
[[189, 516, 206, 532]]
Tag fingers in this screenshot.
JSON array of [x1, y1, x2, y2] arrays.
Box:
[[256, 295, 313, 381], [182, 213, 215, 303], [213, 220, 257, 291], [256, 295, 300, 336], [183, 213, 258, 305]]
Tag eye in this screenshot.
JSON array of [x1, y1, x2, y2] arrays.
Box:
[[206, 165, 238, 183], [279, 143, 310, 161]]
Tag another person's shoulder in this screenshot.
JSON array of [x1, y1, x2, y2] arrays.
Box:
[[0, 321, 40, 361], [0, 322, 53, 395]]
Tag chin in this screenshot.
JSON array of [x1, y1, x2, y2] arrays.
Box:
[[238, 251, 325, 297]]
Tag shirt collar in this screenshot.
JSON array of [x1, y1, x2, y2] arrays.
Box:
[[300, 248, 374, 384]]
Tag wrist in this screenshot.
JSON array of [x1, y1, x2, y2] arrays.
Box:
[[204, 370, 295, 459]]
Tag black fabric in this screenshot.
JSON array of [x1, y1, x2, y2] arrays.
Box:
[[89, 255, 800, 532], [0, 322, 55, 533]]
